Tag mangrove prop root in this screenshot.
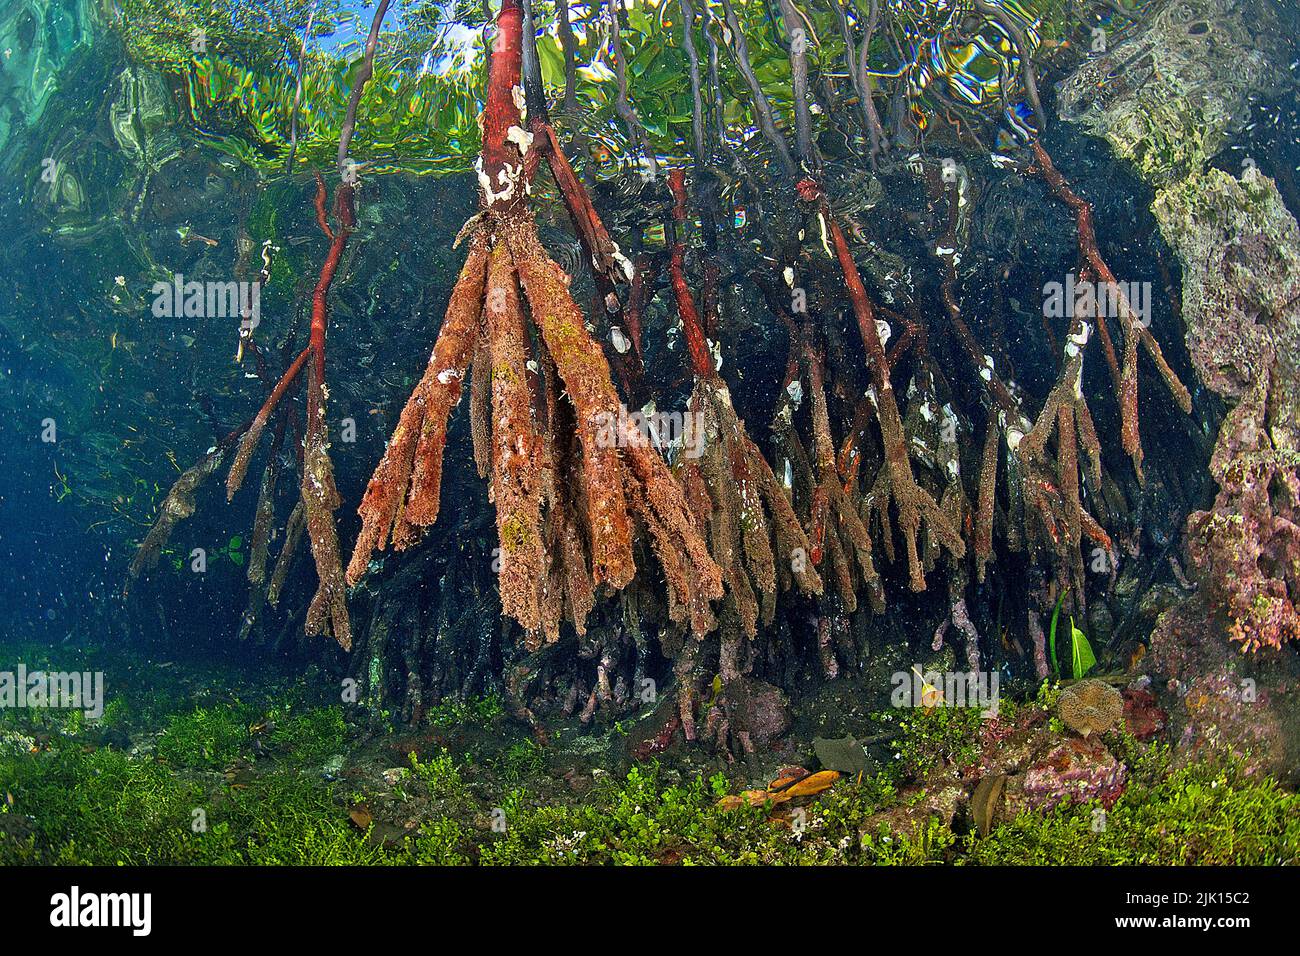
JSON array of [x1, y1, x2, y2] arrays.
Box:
[[247, 411, 289, 586], [511, 222, 724, 633], [533, 122, 631, 294], [484, 240, 546, 633], [668, 170, 821, 637], [1031, 140, 1191, 482], [353, 0, 721, 644], [1013, 313, 1114, 606], [718, 0, 796, 177], [348, 234, 489, 580], [227, 169, 350, 504], [268, 500, 306, 608], [337, 0, 393, 177], [293, 171, 359, 650], [806, 336, 882, 613], [226, 345, 310, 499], [975, 419, 999, 584], [537, 351, 596, 643], [127, 422, 250, 588], [813, 186, 965, 589], [133, 0, 388, 648], [302, 362, 351, 649], [510, 224, 637, 591]]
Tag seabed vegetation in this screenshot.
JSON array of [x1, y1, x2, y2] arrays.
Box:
[[2, 640, 1297, 865], [1, 0, 1299, 868]]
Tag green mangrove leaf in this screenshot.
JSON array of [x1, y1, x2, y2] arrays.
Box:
[[1070, 617, 1096, 678], [1048, 589, 1067, 676]]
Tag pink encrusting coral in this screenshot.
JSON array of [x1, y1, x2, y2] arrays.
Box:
[[1188, 374, 1300, 653], [1019, 737, 1127, 811]]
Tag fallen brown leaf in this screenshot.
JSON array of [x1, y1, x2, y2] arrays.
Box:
[[349, 806, 373, 830]]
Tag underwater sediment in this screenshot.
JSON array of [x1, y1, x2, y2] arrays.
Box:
[[1, 0, 1299, 870]]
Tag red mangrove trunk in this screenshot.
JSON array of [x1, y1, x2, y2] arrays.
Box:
[[479, 0, 526, 215], [668, 170, 716, 382], [309, 181, 356, 405]]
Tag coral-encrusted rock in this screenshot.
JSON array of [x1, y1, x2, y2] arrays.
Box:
[[860, 780, 966, 843], [1186, 376, 1300, 651], [1011, 737, 1127, 812], [727, 678, 792, 749], [699, 677, 793, 759], [1121, 685, 1167, 741], [1059, 0, 1300, 659], [1159, 159, 1300, 656], [1058, 679, 1124, 737], [1148, 598, 1297, 781], [1162, 163, 1300, 654], [1177, 670, 1286, 772]]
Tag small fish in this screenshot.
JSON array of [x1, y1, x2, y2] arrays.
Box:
[[177, 224, 218, 247]]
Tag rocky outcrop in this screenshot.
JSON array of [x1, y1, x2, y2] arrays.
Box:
[[1147, 597, 1297, 781], [1060, 0, 1300, 660]]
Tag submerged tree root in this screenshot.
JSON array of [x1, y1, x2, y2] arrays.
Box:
[[350, 0, 721, 658]]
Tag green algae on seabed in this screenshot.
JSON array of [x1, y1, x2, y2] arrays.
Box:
[[2, 692, 1297, 865]]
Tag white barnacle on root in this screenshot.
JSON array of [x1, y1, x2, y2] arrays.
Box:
[[610, 241, 635, 283], [1065, 320, 1092, 359], [506, 125, 533, 157], [1005, 414, 1033, 451]]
